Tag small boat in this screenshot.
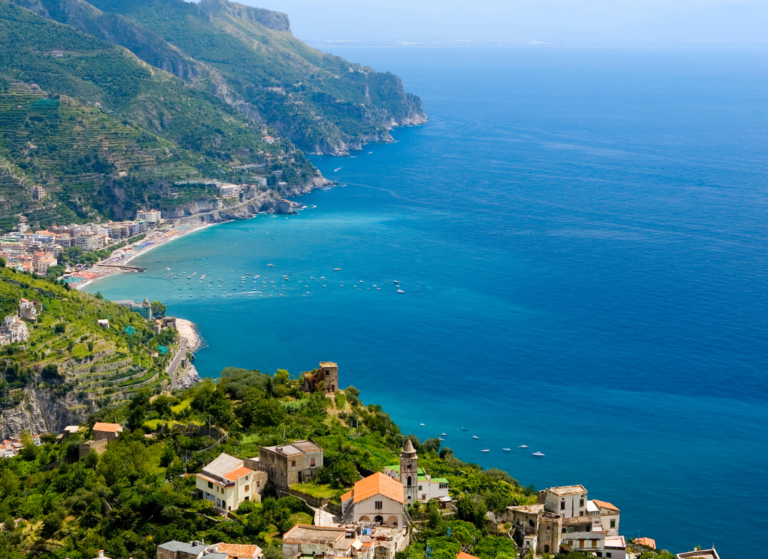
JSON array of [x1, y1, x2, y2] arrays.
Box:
[[334, 268, 341, 271], [532, 451, 545, 457], [519, 445, 528, 449], [481, 449, 490, 453], [503, 448, 511, 452], [438, 437, 445, 441], [472, 435, 479, 440], [461, 427, 468, 431], [267, 264, 275, 267], [441, 433, 447, 436], [420, 423, 425, 426], [397, 289, 404, 293]]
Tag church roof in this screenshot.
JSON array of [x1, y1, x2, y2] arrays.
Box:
[[353, 472, 404, 504], [402, 439, 417, 454]]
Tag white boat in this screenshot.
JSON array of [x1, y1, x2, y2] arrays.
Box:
[[532, 451, 545, 457], [397, 289, 404, 293], [334, 268, 341, 271], [503, 448, 511, 452], [472, 435, 479, 439], [420, 423, 425, 426], [438, 437, 445, 441], [519, 445, 528, 449], [267, 264, 275, 267], [441, 433, 447, 436], [481, 449, 490, 453]]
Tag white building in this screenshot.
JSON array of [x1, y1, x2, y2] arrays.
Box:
[[217, 184, 241, 198], [195, 453, 267, 513], [341, 472, 406, 528], [19, 299, 40, 321], [137, 209, 162, 224], [0, 316, 30, 345], [602, 535, 627, 559], [591, 499, 620, 536], [282, 525, 357, 559], [75, 234, 99, 251], [383, 440, 450, 505]]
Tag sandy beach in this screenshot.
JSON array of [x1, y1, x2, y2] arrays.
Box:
[[73, 221, 216, 291]]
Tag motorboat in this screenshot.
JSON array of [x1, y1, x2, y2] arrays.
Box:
[[420, 423, 425, 426], [519, 445, 528, 449], [532, 451, 545, 457], [441, 433, 447, 436], [481, 449, 490, 453], [503, 448, 511, 452], [472, 435, 479, 440]]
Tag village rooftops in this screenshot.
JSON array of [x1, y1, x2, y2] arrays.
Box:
[[261, 440, 321, 457], [282, 524, 347, 547], [592, 499, 620, 511], [605, 536, 626, 548], [351, 472, 404, 504], [92, 422, 122, 433], [507, 504, 545, 514], [547, 485, 587, 496], [157, 541, 209, 556], [676, 549, 720, 559]]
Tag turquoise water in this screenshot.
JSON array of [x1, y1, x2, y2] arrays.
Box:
[[89, 47, 768, 555]]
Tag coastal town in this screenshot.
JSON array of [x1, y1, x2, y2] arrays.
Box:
[[0, 353, 717, 559]]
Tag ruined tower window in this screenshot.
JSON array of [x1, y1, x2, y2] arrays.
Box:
[[291, 460, 296, 467], [560, 501, 565, 510], [580, 499, 584, 507], [610, 520, 616, 528], [311, 458, 316, 467]]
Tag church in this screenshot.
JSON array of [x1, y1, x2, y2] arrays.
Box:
[[383, 440, 451, 505]]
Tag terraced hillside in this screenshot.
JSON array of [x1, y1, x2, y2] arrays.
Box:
[[0, 266, 177, 436], [0, 0, 319, 230], [17, 0, 427, 155]]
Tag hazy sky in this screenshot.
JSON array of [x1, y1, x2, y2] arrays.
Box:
[[234, 0, 768, 44]]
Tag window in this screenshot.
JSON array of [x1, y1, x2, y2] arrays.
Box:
[[560, 501, 565, 510], [568, 527, 574, 533], [610, 520, 616, 528], [208, 481, 213, 489], [422, 494, 427, 500], [245, 475, 249, 481], [544, 546, 550, 554], [311, 458, 316, 467], [291, 460, 296, 467], [439, 483, 449, 489], [597, 553, 603, 558], [245, 485, 249, 492], [529, 520, 535, 527], [257, 481, 261, 488], [418, 485, 423, 490], [580, 498, 584, 507], [375, 501, 383, 510], [562, 528, 566, 534], [607, 554, 612, 558], [407, 476, 413, 487], [586, 525, 591, 532]]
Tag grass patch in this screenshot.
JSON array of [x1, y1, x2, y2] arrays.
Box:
[[171, 398, 192, 415], [289, 512, 313, 526], [290, 482, 343, 500]]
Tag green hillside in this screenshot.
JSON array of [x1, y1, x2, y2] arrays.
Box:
[[30, 0, 427, 154], [0, 0, 317, 230], [0, 266, 173, 410]]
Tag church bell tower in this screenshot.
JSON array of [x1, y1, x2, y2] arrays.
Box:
[[400, 439, 419, 503]]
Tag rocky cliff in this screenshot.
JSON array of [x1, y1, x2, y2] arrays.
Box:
[[0, 386, 94, 439]]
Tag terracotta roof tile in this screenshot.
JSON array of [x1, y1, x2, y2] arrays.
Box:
[[458, 552, 481, 559], [224, 465, 253, 481], [593, 499, 620, 511], [353, 472, 404, 504], [93, 422, 122, 433], [214, 543, 262, 558], [635, 538, 656, 549], [340, 490, 353, 502]]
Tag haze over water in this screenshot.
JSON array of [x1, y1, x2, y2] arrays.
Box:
[[90, 47, 768, 555]]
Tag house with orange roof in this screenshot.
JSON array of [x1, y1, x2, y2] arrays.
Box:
[[591, 499, 620, 536], [195, 453, 267, 513], [635, 537, 656, 549], [341, 472, 406, 528], [92, 422, 123, 443]]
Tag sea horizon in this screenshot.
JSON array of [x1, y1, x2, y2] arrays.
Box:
[[88, 45, 768, 556]]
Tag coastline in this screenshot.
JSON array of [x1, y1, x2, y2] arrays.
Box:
[[175, 318, 201, 353]]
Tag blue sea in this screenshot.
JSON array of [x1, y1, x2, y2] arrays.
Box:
[[89, 47, 768, 555]]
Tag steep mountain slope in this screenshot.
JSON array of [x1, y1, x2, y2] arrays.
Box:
[[40, 0, 427, 154], [0, 0, 318, 229]]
